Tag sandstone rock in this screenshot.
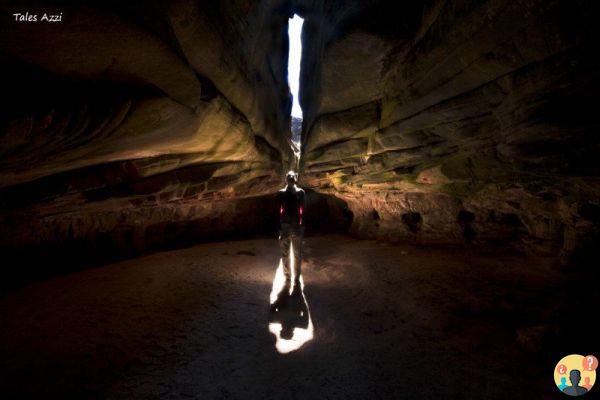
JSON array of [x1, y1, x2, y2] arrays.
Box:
[[415, 166, 452, 185], [1, 0, 599, 270], [305, 101, 378, 153], [305, 138, 368, 167], [301, 0, 600, 252], [167, 0, 291, 152], [0, 0, 291, 266], [0, 93, 272, 188], [0, 6, 202, 110], [318, 32, 391, 114]]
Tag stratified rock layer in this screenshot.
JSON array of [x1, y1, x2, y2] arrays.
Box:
[[1, 0, 599, 275], [0, 0, 293, 264], [300, 0, 600, 262]]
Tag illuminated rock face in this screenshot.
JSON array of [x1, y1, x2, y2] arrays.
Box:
[[1, 0, 599, 274], [0, 0, 293, 267], [299, 0, 600, 261]]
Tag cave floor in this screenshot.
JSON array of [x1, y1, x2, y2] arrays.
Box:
[[0, 235, 572, 399]]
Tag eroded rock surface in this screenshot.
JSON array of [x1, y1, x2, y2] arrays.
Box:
[[299, 0, 600, 261], [1, 0, 599, 278], [0, 0, 294, 268]]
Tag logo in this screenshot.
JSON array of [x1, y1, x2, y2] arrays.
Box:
[[555, 354, 597, 396]]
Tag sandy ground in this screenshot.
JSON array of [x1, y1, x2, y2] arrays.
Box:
[[0, 235, 580, 399]]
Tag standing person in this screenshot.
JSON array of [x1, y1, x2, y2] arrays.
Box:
[[277, 171, 305, 289]]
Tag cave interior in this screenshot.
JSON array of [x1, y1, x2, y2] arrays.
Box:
[[1, 0, 599, 398]]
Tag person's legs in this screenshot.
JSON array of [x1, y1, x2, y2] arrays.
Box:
[[279, 231, 292, 282], [291, 233, 303, 284]]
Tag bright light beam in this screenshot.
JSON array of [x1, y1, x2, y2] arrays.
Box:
[[268, 243, 314, 354], [288, 15, 304, 119]]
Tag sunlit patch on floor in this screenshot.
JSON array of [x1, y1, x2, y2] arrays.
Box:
[[268, 243, 314, 354]]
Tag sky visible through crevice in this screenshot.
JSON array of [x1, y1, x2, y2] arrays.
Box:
[[288, 14, 303, 120]]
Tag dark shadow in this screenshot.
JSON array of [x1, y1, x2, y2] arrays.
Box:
[[303, 189, 353, 235], [402, 212, 422, 233], [0, 187, 356, 294], [0, 194, 280, 294], [458, 210, 476, 243]]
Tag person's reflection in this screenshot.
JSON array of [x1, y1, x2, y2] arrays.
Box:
[[269, 285, 309, 339], [267, 262, 313, 353]]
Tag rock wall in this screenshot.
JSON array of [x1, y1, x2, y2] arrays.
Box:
[[1, 0, 599, 276], [299, 0, 600, 262], [0, 0, 295, 273]]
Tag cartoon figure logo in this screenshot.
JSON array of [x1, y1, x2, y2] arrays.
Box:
[[555, 354, 597, 396]]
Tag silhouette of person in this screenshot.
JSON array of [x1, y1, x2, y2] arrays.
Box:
[[563, 369, 588, 396], [582, 376, 593, 391], [277, 171, 305, 288], [558, 377, 568, 391], [269, 285, 309, 339]]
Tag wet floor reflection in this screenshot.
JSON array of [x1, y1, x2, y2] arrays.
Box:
[[268, 260, 313, 353]]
